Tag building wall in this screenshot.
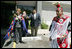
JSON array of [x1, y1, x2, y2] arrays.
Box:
[[41, 1, 71, 26], [16, 1, 71, 27], [16, 1, 37, 15], [16, 1, 36, 6], [16, 1, 36, 10]]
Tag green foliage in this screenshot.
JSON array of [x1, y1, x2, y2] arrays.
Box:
[[28, 25, 31, 29], [28, 21, 48, 29], [28, 20, 31, 29], [41, 22, 48, 29]]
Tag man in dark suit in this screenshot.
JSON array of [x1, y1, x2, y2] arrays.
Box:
[[27, 9, 41, 36]]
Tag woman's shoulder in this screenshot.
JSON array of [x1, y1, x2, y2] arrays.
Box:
[[63, 15, 70, 19]]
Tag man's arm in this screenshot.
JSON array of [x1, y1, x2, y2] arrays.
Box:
[[26, 13, 32, 19]]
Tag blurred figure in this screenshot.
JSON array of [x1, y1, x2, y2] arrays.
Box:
[[3, 8, 29, 44], [22, 11, 29, 29], [22, 11, 29, 36], [15, 8, 23, 43], [49, 2, 71, 48], [27, 9, 41, 36]]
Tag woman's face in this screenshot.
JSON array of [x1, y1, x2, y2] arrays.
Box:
[[56, 10, 63, 16], [16, 9, 21, 15], [16, 11, 20, 14]]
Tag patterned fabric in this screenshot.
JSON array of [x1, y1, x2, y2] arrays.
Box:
[[4, 15, 29, 40], [53, 2, 63, 11], [50, 15, 70, 48]]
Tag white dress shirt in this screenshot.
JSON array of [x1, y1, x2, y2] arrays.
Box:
[[34, 13, 36, 20]]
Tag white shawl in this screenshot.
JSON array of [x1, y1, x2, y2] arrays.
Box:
[[50, 17, 70, 40]]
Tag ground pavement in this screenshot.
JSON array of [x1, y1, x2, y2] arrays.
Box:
[[1, 29, 51, 48]]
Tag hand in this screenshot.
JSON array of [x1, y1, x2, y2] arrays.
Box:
[[13, 14, 17, 17], [26, 17, 29, 19], [22, 15, 25, 18], [16, 17, 18, 20]]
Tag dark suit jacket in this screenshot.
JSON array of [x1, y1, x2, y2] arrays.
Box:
[[29, 13, 41, 27]]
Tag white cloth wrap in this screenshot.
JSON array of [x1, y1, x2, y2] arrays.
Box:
[[49, 18, 70, 40]]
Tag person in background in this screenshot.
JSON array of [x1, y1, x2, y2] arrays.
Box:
[[22, 11, 29, 36], [22, 11, 29, 29], [27, 9, 41, 36]]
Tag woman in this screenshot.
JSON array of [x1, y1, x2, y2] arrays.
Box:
[[49, 2, 71, 48], [22, 11, 29, 36], [22, 11, 29, 29], [4, 8, 29, 44]]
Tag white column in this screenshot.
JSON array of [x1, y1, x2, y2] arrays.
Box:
[[37, 1, 42, 16], [37, 1, 42, 29]]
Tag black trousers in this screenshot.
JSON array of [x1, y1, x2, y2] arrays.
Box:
[[15, 27, 22, 43]]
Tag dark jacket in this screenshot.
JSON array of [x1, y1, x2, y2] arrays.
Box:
[[29, 13, 41, 27]]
